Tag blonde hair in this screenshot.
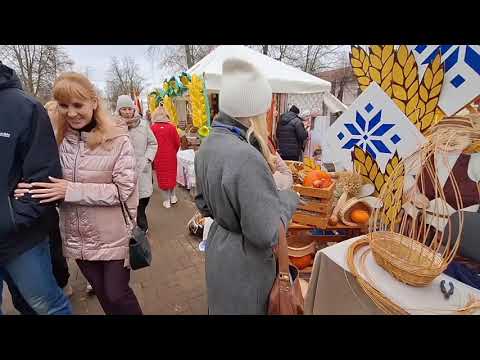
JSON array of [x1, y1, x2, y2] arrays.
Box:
[[44, 100, 59, 137], [53, 72, 114, 148], [44, 100, 57, 112], [237, 113, 276, 171]]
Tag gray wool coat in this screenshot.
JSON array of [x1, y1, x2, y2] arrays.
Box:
[[194, 113, 299, 315], [128, 118, 158, 199]]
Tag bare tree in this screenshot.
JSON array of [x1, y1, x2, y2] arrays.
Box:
[[105, 56, 145, 111], [147, 44, 347, 78], [247, 45, 346, 75], [291, 45, 345, 74], [147, 45, 217, 72], [0, 45, 73, 103], [247, 45, 297, 62]]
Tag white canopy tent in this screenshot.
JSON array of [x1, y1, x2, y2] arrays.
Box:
[[188, 45, 330, 94], [187, 45, 347, 113]]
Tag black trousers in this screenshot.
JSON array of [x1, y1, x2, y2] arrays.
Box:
[[137, 197, 150, 232], [5, 217, 70, 315], [49, 222, 70, 289]]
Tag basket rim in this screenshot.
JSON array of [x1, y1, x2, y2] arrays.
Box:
[[287, 240, 316, 256], [369, 231, 445, 273]]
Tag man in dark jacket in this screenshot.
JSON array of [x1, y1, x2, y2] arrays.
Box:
[[0, 62, 72, 315], [276, 105, 308, 161]]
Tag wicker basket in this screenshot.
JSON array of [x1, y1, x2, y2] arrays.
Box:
[[287, 228, 317, 270], [363, 119, 480, 287], [369, 231, 446, 286]]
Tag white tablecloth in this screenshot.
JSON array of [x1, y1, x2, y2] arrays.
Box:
[[176, 149, 196, 189], [311, 236, 480, 315]]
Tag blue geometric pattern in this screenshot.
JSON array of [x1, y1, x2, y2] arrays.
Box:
[[337, 104, 400, 159], [414, 45, 480, 89], [391, 135, 401, 144], [465, 46, 480, 76], [451, 74, 465, 88]]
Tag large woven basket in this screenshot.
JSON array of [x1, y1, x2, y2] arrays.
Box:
[[369, 231, 447, 287]]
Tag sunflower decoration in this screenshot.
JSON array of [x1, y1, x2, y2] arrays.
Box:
[[186, 74, 210, 131], [148, 72, 192, 120]]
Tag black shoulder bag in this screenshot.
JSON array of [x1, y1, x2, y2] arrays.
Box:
[[116, 186, 152, 270]]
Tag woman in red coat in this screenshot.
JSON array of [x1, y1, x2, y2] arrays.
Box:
[[151, 107, 180, 208]]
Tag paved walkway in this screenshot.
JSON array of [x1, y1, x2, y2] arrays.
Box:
[[2, 186, 208, 315]]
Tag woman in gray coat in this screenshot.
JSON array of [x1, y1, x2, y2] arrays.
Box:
[[194, 58, 299, 314], [116, 95, 158, 232]]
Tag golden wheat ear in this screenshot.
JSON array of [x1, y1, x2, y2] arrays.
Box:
[[352, 145, 385, 195], [382, 150, 405, 226], [368, 45, 395, 97], [417, 51, 445, 132], [391, 45, 421, 126], [350, 46, 371, 91]]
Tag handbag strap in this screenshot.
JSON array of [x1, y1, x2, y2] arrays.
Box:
[[277, 224, 291, 282], [115, 184, 134, 226]]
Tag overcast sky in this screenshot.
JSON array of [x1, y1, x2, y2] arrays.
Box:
[[63, 45, 171, 95]]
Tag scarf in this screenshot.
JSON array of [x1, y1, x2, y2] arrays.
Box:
[[124, 114, 142, 129]]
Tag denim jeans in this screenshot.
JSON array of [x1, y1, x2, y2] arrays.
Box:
[[0, 239, 72, 315]]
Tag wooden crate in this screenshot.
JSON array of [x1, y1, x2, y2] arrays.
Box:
[[293, 181, 335, 199], [297, 198, 333, 214], [292, 211, 330, 228]]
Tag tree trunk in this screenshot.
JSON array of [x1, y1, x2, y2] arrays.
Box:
[[337, 79, 345, 102], [262, 45, 269, 55], [185, 45, 194, 68], [331, 79, 337, 98]]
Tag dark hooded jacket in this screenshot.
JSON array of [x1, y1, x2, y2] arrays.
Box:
[[0, 63, 62, 265], [276, 111, 308, 161]]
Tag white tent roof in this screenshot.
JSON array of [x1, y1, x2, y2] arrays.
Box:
[[187, 45, 331, 94]]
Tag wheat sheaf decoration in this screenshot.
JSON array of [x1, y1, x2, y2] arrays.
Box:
[[350, 45, 394, 95], [350, 45, 446, 134], [352, 146, 404, 225]]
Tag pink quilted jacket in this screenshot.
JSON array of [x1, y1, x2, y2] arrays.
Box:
[[59, 124, 138, 263]]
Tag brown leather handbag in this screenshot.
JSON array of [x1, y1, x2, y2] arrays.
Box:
[[268, 225, 304, 315]]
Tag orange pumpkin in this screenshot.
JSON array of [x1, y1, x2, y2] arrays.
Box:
[[303, 170, 331, 187], [350, 209, 370, 224]]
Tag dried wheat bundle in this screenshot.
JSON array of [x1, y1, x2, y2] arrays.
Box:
[[334, 171, 363, 199]]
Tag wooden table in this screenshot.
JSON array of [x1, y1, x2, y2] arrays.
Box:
[[287, 222, 368, 280], [287, 222, 367, 244]]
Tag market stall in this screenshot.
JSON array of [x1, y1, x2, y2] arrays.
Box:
[[187, 45, 347, 143], [297, 44, 480, 315], [180, 44, 480, 315], [149, 45, 347, 194]]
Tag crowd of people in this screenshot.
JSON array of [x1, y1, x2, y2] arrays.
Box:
[[0, 62, 180, 315], [0, 56, 309, 315]]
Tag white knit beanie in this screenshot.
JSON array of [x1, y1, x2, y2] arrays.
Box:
[[219, 58, 272, 118], [116, 95, 135, 114]]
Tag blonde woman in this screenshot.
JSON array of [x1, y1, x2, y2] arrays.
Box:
[[194, 58, 299, 314], [15, 73, 142, 315]]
